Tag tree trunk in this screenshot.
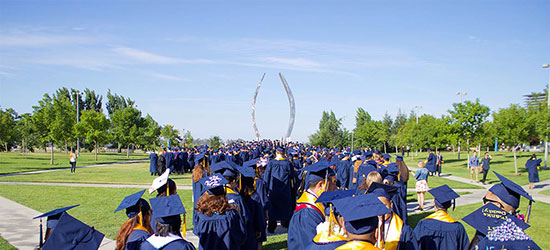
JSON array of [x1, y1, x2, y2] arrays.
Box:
[[64, 142, 67, 154], [513, 146, 518, 176], [467, 138, 470, 169], [127, 144, 130, 159], [395, 145, 398, 154], [384, 143, 387, 154], [95, 141, 98, 161], [4, 143, 7, 152], [50, 142, 54, 165]]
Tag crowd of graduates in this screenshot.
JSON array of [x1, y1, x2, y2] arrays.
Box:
[[33, 139, 542, 250]]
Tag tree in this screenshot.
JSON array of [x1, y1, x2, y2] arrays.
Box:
[[111, 107, 144, 158], [160, 125, 181, 148], [74, 110, 110, 160], [309, 111, 350, 148], [448, 99, 490, 162], [493, 104, 533, 175], [209, 136, 222, 149], [390, 109, 408, 153], [0, 108, 18, 151], [32, 94, 54, 155], [140, 114, 161, 151], [17, 113, 36, 154], [183, 130, 194, 148], [83, 88, 103, 112], [106, 89, 135, 116], [50, 91, 77, 154]]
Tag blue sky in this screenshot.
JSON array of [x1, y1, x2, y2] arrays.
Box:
[[1, 1, 549, 142]]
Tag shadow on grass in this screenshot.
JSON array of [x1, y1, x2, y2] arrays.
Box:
[[263, 240, 288, 250]]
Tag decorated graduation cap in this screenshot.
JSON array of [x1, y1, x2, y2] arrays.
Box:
[[148, 168, 170, 194], [332, 194, 390, 235], [114, 189, 150, 219], [301, 160, 335, 186], [200, 173, 229, 196], [428, 184, 460, 210], [475, 218, 541, 250], [367, 182, 398, 200], [461, 203, 530, 236], [42, 213, 104, 250], [489, 171, 534, 217]]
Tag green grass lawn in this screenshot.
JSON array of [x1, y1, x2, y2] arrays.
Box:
[[0, 237, 16, 250], [0, 162, 193, 186], [407, 198, 550, 249], [405, 172, 483, 189], [0, 151, 148, 174], [406, 191, 472, 203], [0, 185, 194, 240], [403, 151, 550, 186]]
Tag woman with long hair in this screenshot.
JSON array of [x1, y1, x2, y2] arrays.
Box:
[[192, 154, 209, 228], [114, 191, 153, 250], [414, 161, 430, 211], [195, 174, 246, 250]]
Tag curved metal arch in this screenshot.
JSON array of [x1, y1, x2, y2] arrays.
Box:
[[251, 73, 296, 142]]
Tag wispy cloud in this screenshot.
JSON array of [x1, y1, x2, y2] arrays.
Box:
[[143, 97, 247, 105], [0, 34, 95, 47], [262, 57, 323, 68], [147, 72, 188, 81], [113, 47, 215, 64]]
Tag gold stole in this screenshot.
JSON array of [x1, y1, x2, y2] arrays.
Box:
[[313, 231, 348, 244], [132, 224, 149, 233], [226, 187, 238, 195], [425, 210, 457, 223], [381, 213, 403, 250], [296, 191, 325, 217], [336, 240, 381, 250]]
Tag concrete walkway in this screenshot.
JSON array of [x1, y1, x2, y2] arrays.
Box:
[[0, 194, 199, 250], [0, 182, 193, 190], [0, 159, 148, 177]]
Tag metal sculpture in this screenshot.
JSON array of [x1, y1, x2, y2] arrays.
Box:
[[251, 73, 296, 142]]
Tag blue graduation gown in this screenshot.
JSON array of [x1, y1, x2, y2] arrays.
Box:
[[227, 189, 248, 225], [196, 210, 246, 250], [525, 159, 541, 183], [253, 177, 270, 211], [165, 152, 174, 170], [413, 211, 469, 250], [348, 164, 377, 190], [335, 159, 351, 188], [425, 153, 436, 173], [242, 194, 267, 249], [287, 191, 325, 250], [140, 237, 195, 250], [263, 158, 295, 221], [397, 224, 418, 250], [187, 153, 195, 169], [125, 229, 150, 250], [149, 153, 158, 174], [391, 192, 407, 225]]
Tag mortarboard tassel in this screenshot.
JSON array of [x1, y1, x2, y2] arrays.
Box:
[[328, 204, 334, 236], [39, 218, 43, 247], [182, 214, 187, 237], [238, 174, 242, 192], [452, 199, 456, 211], [167, 181, 170, 196], [526, 201, 532, 223]]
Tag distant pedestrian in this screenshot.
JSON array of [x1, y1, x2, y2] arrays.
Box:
[[436, 150, 443, 176], [414, 161, 429, 211], [157, 149, 166, 174], [69, 149, 77, 173], [470, 151, 480, 183], [149, 150, 158, 176], [480, 152, 492, 185], [525, 154, 542, 190]]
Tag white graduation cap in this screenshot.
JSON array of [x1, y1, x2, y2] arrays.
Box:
[[148, 169, 170, 194]]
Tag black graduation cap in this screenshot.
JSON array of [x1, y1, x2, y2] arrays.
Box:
[[34, 204, 79, 229], [42, 213, 104, 250], [428, 184, 460, 209], [332, 194, 390, 235], [114, 189, 150, 219], [461, 203, 530, 236]]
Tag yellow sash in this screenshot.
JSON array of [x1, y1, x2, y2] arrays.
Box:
[[425, 210, 457, 223], [381, 213, 403, 250], [296, 191, 325, 217], [226, 187, 238, 195], [132, 224, 149, 233], [336, 240, 381, 250], [313, 231, 348, 244]]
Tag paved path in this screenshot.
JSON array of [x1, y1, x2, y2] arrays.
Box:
[[0, 194, 199, 250], [0, 159, 148, 177]]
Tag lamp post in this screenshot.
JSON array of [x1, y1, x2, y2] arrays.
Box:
[[457, 92, 467, 103], [414, 105, 422, 156], [76, 90, 80, 157], [543, 64, 550, 167]]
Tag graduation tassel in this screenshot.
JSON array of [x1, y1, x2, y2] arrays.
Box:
[[328, 204, 334, 236], [526, 201, 532, 223], [182, 214, 187, 237], [238, 175, 242, 192], [39, 218, 43, 247], [167, 181, 170, 196], [452, 199, 456, 211]]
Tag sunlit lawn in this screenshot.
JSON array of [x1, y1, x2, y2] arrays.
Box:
[[402, 151, 550, 186], [0, 237, 16, 250], [0, 151, 148, 174], [0, 162, 193, 186]]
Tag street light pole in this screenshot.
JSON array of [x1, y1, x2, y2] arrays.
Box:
[[76, 91, 80, 157], [543, 64, 550, 167], [457, 92, 467, 103], [414, 105, 422, 156]]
